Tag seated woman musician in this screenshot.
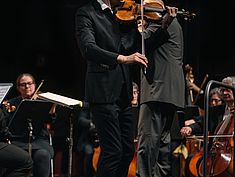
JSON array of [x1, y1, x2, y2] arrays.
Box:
[[1, 73, 55, 177], [181, 87, 224, 136]]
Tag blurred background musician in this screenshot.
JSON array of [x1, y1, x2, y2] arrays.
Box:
[[181, 87, 224, 136], [184, 64, 208, 116], [0, 107, 33, 177], [2, 73, 55, 177], [209, 87, 224, 107], [131, 81, 140, 141], [178, 86, 223, 177], [180, 76, 234, 177], [180, 77, 233, 137]]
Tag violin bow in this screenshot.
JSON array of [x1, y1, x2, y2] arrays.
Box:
[[193, 74, 209, 104], [31, 80, 44, 100], [141, 0, 146, 74]]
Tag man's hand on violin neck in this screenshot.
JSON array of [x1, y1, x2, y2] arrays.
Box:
[[165, 6, 178, 17], [161, 6, 178, 29]]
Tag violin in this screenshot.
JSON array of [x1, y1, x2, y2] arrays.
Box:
[[2, 100, 16, 113], [30, 80, 57, 115], [114, 0, 196, 23], [1, 80, 45, 113]]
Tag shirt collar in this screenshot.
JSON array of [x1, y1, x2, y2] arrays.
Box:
[[97, 0, 112, 12]]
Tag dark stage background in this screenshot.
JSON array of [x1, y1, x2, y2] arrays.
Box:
[[1, 0, 234, 176], [2, 0, 234, 100]]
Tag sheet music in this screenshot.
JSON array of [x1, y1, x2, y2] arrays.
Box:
[[38, 92, 83, 108], [0, 83, 13, 104]]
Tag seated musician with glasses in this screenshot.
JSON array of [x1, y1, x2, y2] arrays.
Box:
[[1, 73, 55, 177], [179, 77, 234, 177], [180, 76, 233, 137], [180, 88, 224, 136]]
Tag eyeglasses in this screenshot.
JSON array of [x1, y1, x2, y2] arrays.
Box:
[[220, 87, 231, 92], [133, 91, 139, 94], [18, 82, 35, 87], [210, 98, 222, 103]]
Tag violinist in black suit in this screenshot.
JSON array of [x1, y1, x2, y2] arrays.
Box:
[[75, 0, 177, 177]]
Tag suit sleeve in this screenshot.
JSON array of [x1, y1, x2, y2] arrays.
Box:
[[189, 116, 203, 135], [75, 9, 118, 69], [142, 22, 170, 53]]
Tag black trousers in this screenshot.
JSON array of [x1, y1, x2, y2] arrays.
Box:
[[0, 142, 33, 177], [91, 102, 135, 177], [137, 102, 177, 177]]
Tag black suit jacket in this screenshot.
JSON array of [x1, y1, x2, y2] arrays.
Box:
[[75, 0, 169, 104]]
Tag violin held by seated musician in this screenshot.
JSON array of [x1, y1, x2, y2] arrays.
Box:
[[114, 0, 196, 23], [1, 79, 44, 113], [2, 100, 16, 113]]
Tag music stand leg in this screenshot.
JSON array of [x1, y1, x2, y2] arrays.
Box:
[[48, 131, 54, 177], [27, 119, 33, 157], [67, 112, 74, 177], [27, 119, 33, 177]]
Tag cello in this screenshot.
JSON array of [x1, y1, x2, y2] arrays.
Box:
[[188, 113, 234, 177], [197, 113, 234, 177], [188, 78, 235, 177]]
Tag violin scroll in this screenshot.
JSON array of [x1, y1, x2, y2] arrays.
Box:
[[2, 100, 16, 113], [177, 9, 196, 22]]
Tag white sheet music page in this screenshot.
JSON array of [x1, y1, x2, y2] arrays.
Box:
[[0, 83, 13, 104], [38, 92, 83, 108]]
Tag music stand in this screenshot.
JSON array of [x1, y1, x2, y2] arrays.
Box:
[[38, 92, 83, 177], [8, 99, 53, 156], [0, 83, 13, 104]]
